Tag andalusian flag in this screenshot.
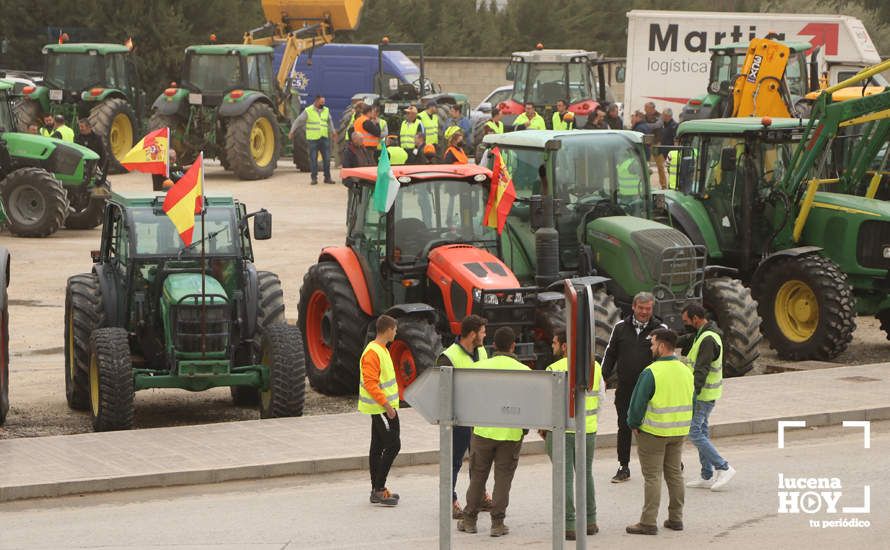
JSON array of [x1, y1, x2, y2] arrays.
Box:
[[121, 128, 169, 176], [163, 153, 203, 246], [372, 145, 399, 213], [483, 147, 516, 234]]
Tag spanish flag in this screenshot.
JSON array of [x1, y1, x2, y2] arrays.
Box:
[[483, 147, 516, 234], [163, 153, 203, 246], [121, 128, 169, 176]]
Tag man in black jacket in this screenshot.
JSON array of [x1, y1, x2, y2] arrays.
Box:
[[602, 292, 667, 483]]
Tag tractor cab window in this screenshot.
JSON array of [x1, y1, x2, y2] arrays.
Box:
[[186, 54, 242, 92], [511, 63, 565, 105], [567, 62, 593, 103], [701, 137, 744, 193], [785, 54, 807, 99], [45, 52, 102, 91], [130, 207, 238, 257], [710, 51, 743, 85], [104, 206, 129, 269], [257, 54, 276, 96], [105, 53, 128, 90], [493, 147, 546, 199], [246, 55, 261, 90], [391, 180, 496, 265]]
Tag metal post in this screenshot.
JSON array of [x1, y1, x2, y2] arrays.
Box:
[[551, 371, 566, 547], [574, 384, 586, 550], [439, 366, 453, 550]]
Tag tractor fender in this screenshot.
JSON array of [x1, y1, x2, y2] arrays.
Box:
[[319, 247, 373, 316], [383, 303, 437, 323], [545, 276, 610, 293], [704, 264, 739, 279], [752, 246, 823, 286], [151, 90, 188, 117], [82, 88, 127, 103], [92, 264, 120, 327], [218, 91, 273, 118], [667, 200, 708, 248]]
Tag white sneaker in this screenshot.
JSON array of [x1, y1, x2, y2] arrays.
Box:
[[686, 477, 715, 489], [711, 466, 736, 491]]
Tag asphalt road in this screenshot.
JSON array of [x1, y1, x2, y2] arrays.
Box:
[[0, 421, 885, 549]]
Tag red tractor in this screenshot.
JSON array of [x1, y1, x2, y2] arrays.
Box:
[[298, 165, 564, 396]]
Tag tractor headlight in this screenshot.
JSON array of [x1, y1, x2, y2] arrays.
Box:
[[473, 288, 482, 302], [484, 294, 499, 305]]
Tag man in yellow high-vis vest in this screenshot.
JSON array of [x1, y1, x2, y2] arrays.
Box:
[[358, 315, 401, 507], [457, 327, 530, 538], [542, 329, 603, 540], [289, 95, 338, 184], [552, 99, 575, 130], [626, 328, 693, 535], [513, 102, 546, 131], [680, 304, 735, 491]]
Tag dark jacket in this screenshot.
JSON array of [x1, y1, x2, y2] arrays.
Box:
[[406, 147, 432, 165], [342, 143, 374, 168], [658, 117, 679, 154], [685, 321, 722, 399], [76, 132, 107, 164], [602, 314, 668, 392], [606, 115, 624, 130]]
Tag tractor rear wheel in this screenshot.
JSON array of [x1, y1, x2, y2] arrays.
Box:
[[65, 273, 105, 410], [389, 316, 441, 399], [291, 117, 311, 172], [89, 98, 137, 174], [89, 327, 135, 431], [258, 324, 306, 418], [12, 98, 40, 132], [231, 271, 286, 406], [702, 277, 763, 376], [754, 254, 855, 360], [298, 262, 369, 395], [0, 248, 9, 425], [0, 167, 69, 237], [225, 102, 280, 180]]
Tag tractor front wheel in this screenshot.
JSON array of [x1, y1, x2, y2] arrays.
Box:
[[65, 273, 105, 410], [225, 102, 279, 180], [89, 327, 135, 431], [89, 98, 137, 174], [755, 254, 855, 360], [298, 262, 369, 395], [0, 167, 69, 237], [258, 324, 306, 418], [702, 277, 763, 377], [389, 316, 441, 399]]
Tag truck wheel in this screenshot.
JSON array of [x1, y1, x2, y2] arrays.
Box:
[[89, 98, 137, 174], [0, 167, 69, 237], [389, 316, 441, 399], [64, 188, 106, 230], [755, 254, 855, 360], [225, 102, 279, 180], [291, 117, 311, 172], [258, 323, 306, 418], [702, 277, 763, 377], [298, 262, 369, 395], [231, 271, 286, 406], [89, 327, 135, 431], [12, 98, 40, 132], [148, 112, 196, 165], [65, 273, 105, 410], [0, 248, 9, 425]]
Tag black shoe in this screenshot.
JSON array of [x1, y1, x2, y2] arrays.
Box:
[[663, 519, 684, 531], [611, 466, 630, 483], [324, 179, 336, 184], [310, 179, 318, 185]]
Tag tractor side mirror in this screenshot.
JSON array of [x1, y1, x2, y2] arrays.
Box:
[[478, 102, 492, 114], [615, 65, 626, 84], [679, 156, 696, 193], [720, 147, 736, 172], [252, 210, 272, 240]]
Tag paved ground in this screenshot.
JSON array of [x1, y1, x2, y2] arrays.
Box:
[[1, 362, 888, 502], [2, 161, 890, 439], [0, 421, 885, 549]]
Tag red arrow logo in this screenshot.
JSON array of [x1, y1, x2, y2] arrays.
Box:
[[798, 22, 839, 56]]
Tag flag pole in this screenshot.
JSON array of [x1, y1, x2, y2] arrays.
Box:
[[199, 153, 206, 357]]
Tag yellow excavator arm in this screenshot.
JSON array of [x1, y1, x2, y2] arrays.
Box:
[[730, 38, 793, 118]]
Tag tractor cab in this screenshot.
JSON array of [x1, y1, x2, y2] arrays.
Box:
[[178, 45, 279, 108], [500, 48, 615, 130]]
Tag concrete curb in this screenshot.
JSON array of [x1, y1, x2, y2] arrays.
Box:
[[3, 405, 888, 503]]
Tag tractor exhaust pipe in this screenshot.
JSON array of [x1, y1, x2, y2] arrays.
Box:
[[534, 195, 560, 287]]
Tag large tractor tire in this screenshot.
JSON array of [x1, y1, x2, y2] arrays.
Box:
[[754, 254, 855, 360], [258, 323, 306, 418], [64, 273, 105, 410], [298, 261, 370, 395], [0, 248, 9, 425], [148, 112, 196, 165], [12, 98, 40, 132], [0, 167, 69, 237], [89, 327, 135, 431], [64, 188, 106, 230], [702, 277, 763, 377], [231, 270, 286, 406], [291, 116, 311, 172], [89, 97, 137, 175], [225, 102, 280, 180], [389, 315, 442, 399]]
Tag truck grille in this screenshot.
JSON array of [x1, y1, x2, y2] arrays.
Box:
[[857, 220, 890, 270], [172, 304, 230, 354]]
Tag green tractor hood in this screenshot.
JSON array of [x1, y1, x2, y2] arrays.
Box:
[[162, 273, 229, 305], [2, 132, 99, 182]]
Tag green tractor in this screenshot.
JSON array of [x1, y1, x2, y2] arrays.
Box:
[[14, 42, 144, 173], [149, 44, 296, 180], [64, 192, 305, 431], [1, 79, 107, 237], [482, 130, 762, 377]]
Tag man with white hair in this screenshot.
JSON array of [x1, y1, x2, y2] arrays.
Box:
[[602, 292, 667, 483]]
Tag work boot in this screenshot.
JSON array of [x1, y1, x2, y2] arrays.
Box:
[[490, 519, 509, 537], [587, 523, 599, 535], [324, 179, 336, 184], [457, 518, 477, 534], [611, 466, 630, 483], [663, 519, 684, 531], [626, 523, 658, 535], [369, 489, 398, 506], [565, 529, 576, 541], [452, 499, 463, 519]]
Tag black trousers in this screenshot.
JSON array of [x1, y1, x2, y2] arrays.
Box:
[[452, 425, 473, 500], [615, 389, 632, 467], [369, 412, 401, 490]]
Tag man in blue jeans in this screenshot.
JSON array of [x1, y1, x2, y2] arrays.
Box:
[[680, 304, 736, 491], [290, 95, 337, 185]]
